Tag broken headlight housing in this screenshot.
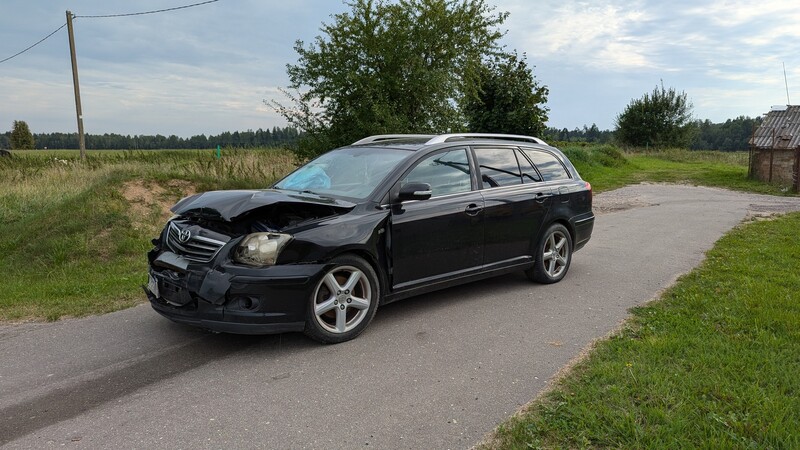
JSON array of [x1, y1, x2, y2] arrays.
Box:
[[233, 233, 292, 267]]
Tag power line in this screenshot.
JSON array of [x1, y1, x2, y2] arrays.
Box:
[[0, 1, 218, 64], [75, 0, 219, 19], [0, 22, 67, 64]]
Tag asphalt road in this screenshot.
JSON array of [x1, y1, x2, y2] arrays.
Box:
[[2, 184, 800, 449]]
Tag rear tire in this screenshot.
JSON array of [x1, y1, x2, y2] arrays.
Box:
[[304, 254, 379, 344], [526, 223, 572, 284]]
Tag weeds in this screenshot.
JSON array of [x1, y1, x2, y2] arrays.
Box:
[[0, 148, 296, 321]]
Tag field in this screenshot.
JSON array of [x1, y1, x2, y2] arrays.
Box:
[[0, 148, 297, 321]]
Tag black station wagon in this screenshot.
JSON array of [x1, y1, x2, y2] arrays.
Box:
[[145, 134, 594, 343]]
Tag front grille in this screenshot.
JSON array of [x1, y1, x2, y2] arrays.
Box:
[[165, 222, 226, 263]]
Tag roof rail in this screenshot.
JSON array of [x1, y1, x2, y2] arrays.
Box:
[[352, 134, 436, 145], [424, 133, 548, 145], [352, 133, 549, 146]]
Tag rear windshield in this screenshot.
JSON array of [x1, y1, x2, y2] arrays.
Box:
[[274, 147, 411, 200]]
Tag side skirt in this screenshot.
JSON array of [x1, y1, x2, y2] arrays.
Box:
[[382, 257, 533, 305]]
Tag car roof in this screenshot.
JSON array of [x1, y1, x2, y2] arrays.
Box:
[[349, 133, 550, 151]]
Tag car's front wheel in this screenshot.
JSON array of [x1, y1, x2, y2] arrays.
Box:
[[526, 223, 573, 284], [304, 254, 379, 344]]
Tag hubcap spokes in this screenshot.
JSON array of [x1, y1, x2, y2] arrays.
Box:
[[543, 231, 568, 278], [314, 266, 371, 333]]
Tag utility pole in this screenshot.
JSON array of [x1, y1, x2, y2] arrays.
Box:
[[66, 10, 86, 160]]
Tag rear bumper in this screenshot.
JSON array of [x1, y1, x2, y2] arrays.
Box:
[[145, 250, 326, 335], [572, 212, 595, 252]]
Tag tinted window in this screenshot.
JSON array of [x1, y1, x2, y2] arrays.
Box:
[[474, 147, 522, 188], [522, 149, 571, 181], [402, 149, 472, 196], [517, 150, 543, 183]]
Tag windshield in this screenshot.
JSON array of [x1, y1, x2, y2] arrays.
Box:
[[274, 147, 411, 200]]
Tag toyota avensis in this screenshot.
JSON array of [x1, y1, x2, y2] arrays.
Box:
[[145, 134, 594, 343]]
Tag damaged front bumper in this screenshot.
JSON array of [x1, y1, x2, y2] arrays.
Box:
[[145, 249, 326, 335]]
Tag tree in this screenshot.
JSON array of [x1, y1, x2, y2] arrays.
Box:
[[272, 0, 509, 157], [10, 120, 35, 150], [614, 83, 695, 148], [463, 52, 549, 136], [690, 115, 761, 151]]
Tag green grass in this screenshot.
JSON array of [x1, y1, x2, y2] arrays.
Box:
[[0, 149, 297, 321], [563, 146, 791, 195], [0, 145, 794, 321], [483, 212, 800, 448]]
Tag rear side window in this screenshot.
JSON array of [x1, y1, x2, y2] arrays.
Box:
[[474, 147, 522, 188], [522, 149, 571, 181], [402, 149, 472, 196]]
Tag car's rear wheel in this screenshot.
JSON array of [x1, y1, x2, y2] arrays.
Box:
[[304, 254, 379, 344], [527, 223, 572, 284]]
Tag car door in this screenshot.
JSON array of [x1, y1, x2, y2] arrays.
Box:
[[473, 146, 553, 267], [389, 148, 484, 289]]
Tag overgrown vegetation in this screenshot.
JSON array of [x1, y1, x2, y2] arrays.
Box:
[[485, 211, 800, 448], [560, 145, 788, 195], [0, 149, 297, 321]]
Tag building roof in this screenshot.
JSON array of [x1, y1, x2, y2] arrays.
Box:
[[750, 105, 800, 149]]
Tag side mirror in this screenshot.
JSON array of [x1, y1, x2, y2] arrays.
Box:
[[398, 182, 432, 201]]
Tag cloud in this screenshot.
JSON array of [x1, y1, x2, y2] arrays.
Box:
[[3, 0, 800, 135], [504, 0, 654, 70]]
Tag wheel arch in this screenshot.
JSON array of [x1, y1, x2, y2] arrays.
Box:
[[327, 247, 387, 297], [535, 216, 576, 250]]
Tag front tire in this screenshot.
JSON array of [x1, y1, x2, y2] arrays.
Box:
[[526, 223, 573, 284], [304, 254, 379, 344]]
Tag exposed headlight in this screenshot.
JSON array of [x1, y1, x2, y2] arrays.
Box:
[[233, 233, 292, 266]]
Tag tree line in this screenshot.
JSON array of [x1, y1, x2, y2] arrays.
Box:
[[690, 116, 762, 151], [2, 117, 762, 152], [0, 126, 301, 150], [544, 116, 761, 151]]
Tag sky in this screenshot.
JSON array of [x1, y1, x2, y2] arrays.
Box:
[[1, 0, 799, 137]]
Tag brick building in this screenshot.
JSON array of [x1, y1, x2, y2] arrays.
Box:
[[749, 105, 800, 192]]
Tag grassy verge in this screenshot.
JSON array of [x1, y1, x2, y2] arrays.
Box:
[[0, 149, 297, 321], [484, 212, 800, 448], [0, 145, 793, 321], [563, 146, 791, 195]]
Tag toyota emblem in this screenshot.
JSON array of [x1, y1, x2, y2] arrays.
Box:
[[178, 228, 192, 243]]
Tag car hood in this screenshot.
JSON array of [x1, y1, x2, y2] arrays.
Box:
[[171, 189, 356, 222]]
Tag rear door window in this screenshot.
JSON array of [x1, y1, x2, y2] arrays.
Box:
[[473, 147, 522, 188]]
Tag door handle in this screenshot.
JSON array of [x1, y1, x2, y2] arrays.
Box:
[[464, 204, 483, 216], [534, 191, 553, 203]]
